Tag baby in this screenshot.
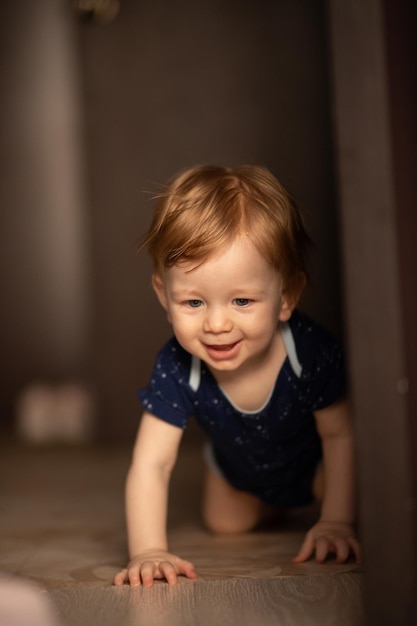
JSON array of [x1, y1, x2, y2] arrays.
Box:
[[114, 165, 361, 587]]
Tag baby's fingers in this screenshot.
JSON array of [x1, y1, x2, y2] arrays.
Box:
[[314, 536, 331, 563], [114, 565, 142, 587], [347, 536, 362, 564], [140, 561, 159, 587], [113, 556, 198, 587], [157, 561, 179, 585], [113, 568, 128, 586], [333, 538, 350, 563], [293, 534, 314, 563], [313, 536, 361, 564], [177, 559, 198, 580]]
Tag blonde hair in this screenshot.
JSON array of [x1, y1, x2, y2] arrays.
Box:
[[142, 165, 311, 302]]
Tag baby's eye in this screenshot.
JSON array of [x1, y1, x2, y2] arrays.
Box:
[[187, 299, 203, 308], [233, 298, 250, 307]]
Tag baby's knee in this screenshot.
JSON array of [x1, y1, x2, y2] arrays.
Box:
[[202, 464, 263, 534], [203, 506, 260, 535], [203, 507, 260, 535]]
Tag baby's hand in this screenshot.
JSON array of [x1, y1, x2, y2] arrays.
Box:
[[113, 549, 198, 587], [293, 521, 362, 564]]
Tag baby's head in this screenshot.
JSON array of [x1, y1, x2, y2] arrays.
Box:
[[143, 165, 311, 305]]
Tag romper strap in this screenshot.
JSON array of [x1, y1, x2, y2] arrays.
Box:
[[189, 355, 201, 391], [280, 322, 302, 377]]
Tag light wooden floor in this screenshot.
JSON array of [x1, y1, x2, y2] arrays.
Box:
[[0, 432, 364, 626]]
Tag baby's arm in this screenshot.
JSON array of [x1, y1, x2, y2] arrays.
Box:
[[113, 412, 198, 586], [293, 399, 362, 564]]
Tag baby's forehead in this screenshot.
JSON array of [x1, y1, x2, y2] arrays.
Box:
[[166, 237, 280, 279], [171, 235, 259, 263]]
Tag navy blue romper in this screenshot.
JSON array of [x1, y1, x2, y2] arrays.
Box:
[[139, 310, 346, 508]]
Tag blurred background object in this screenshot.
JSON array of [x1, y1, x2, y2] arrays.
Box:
[[0, 575, 61, 626], [16, 382, 96, 444], [72, 0, 120, 24]]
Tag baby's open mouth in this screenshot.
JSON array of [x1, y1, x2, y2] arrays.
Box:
[[206, 342, 239, 352]]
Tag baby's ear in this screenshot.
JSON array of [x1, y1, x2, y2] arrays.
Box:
[[278, 292, 295, 322], [278, 274, 306, 322], [152, 273, 168, 311]]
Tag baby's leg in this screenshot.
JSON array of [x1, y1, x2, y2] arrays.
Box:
[[202, 466, 264, 534]]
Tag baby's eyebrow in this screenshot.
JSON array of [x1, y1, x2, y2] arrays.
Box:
[[169, 289, 198, 298], [231, 288, 268, 296]]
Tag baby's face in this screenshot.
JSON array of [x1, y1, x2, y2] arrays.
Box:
[[152, 236, 293, 377]]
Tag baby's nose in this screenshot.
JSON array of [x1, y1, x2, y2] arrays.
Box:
[[203, 306, 232, 333]]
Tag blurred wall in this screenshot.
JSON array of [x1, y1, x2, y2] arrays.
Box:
[[0, 1, 92, 430], [0, 0, 341, 440]]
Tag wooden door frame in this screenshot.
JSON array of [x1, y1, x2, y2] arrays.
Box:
[[328, 1, 417, 623]]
